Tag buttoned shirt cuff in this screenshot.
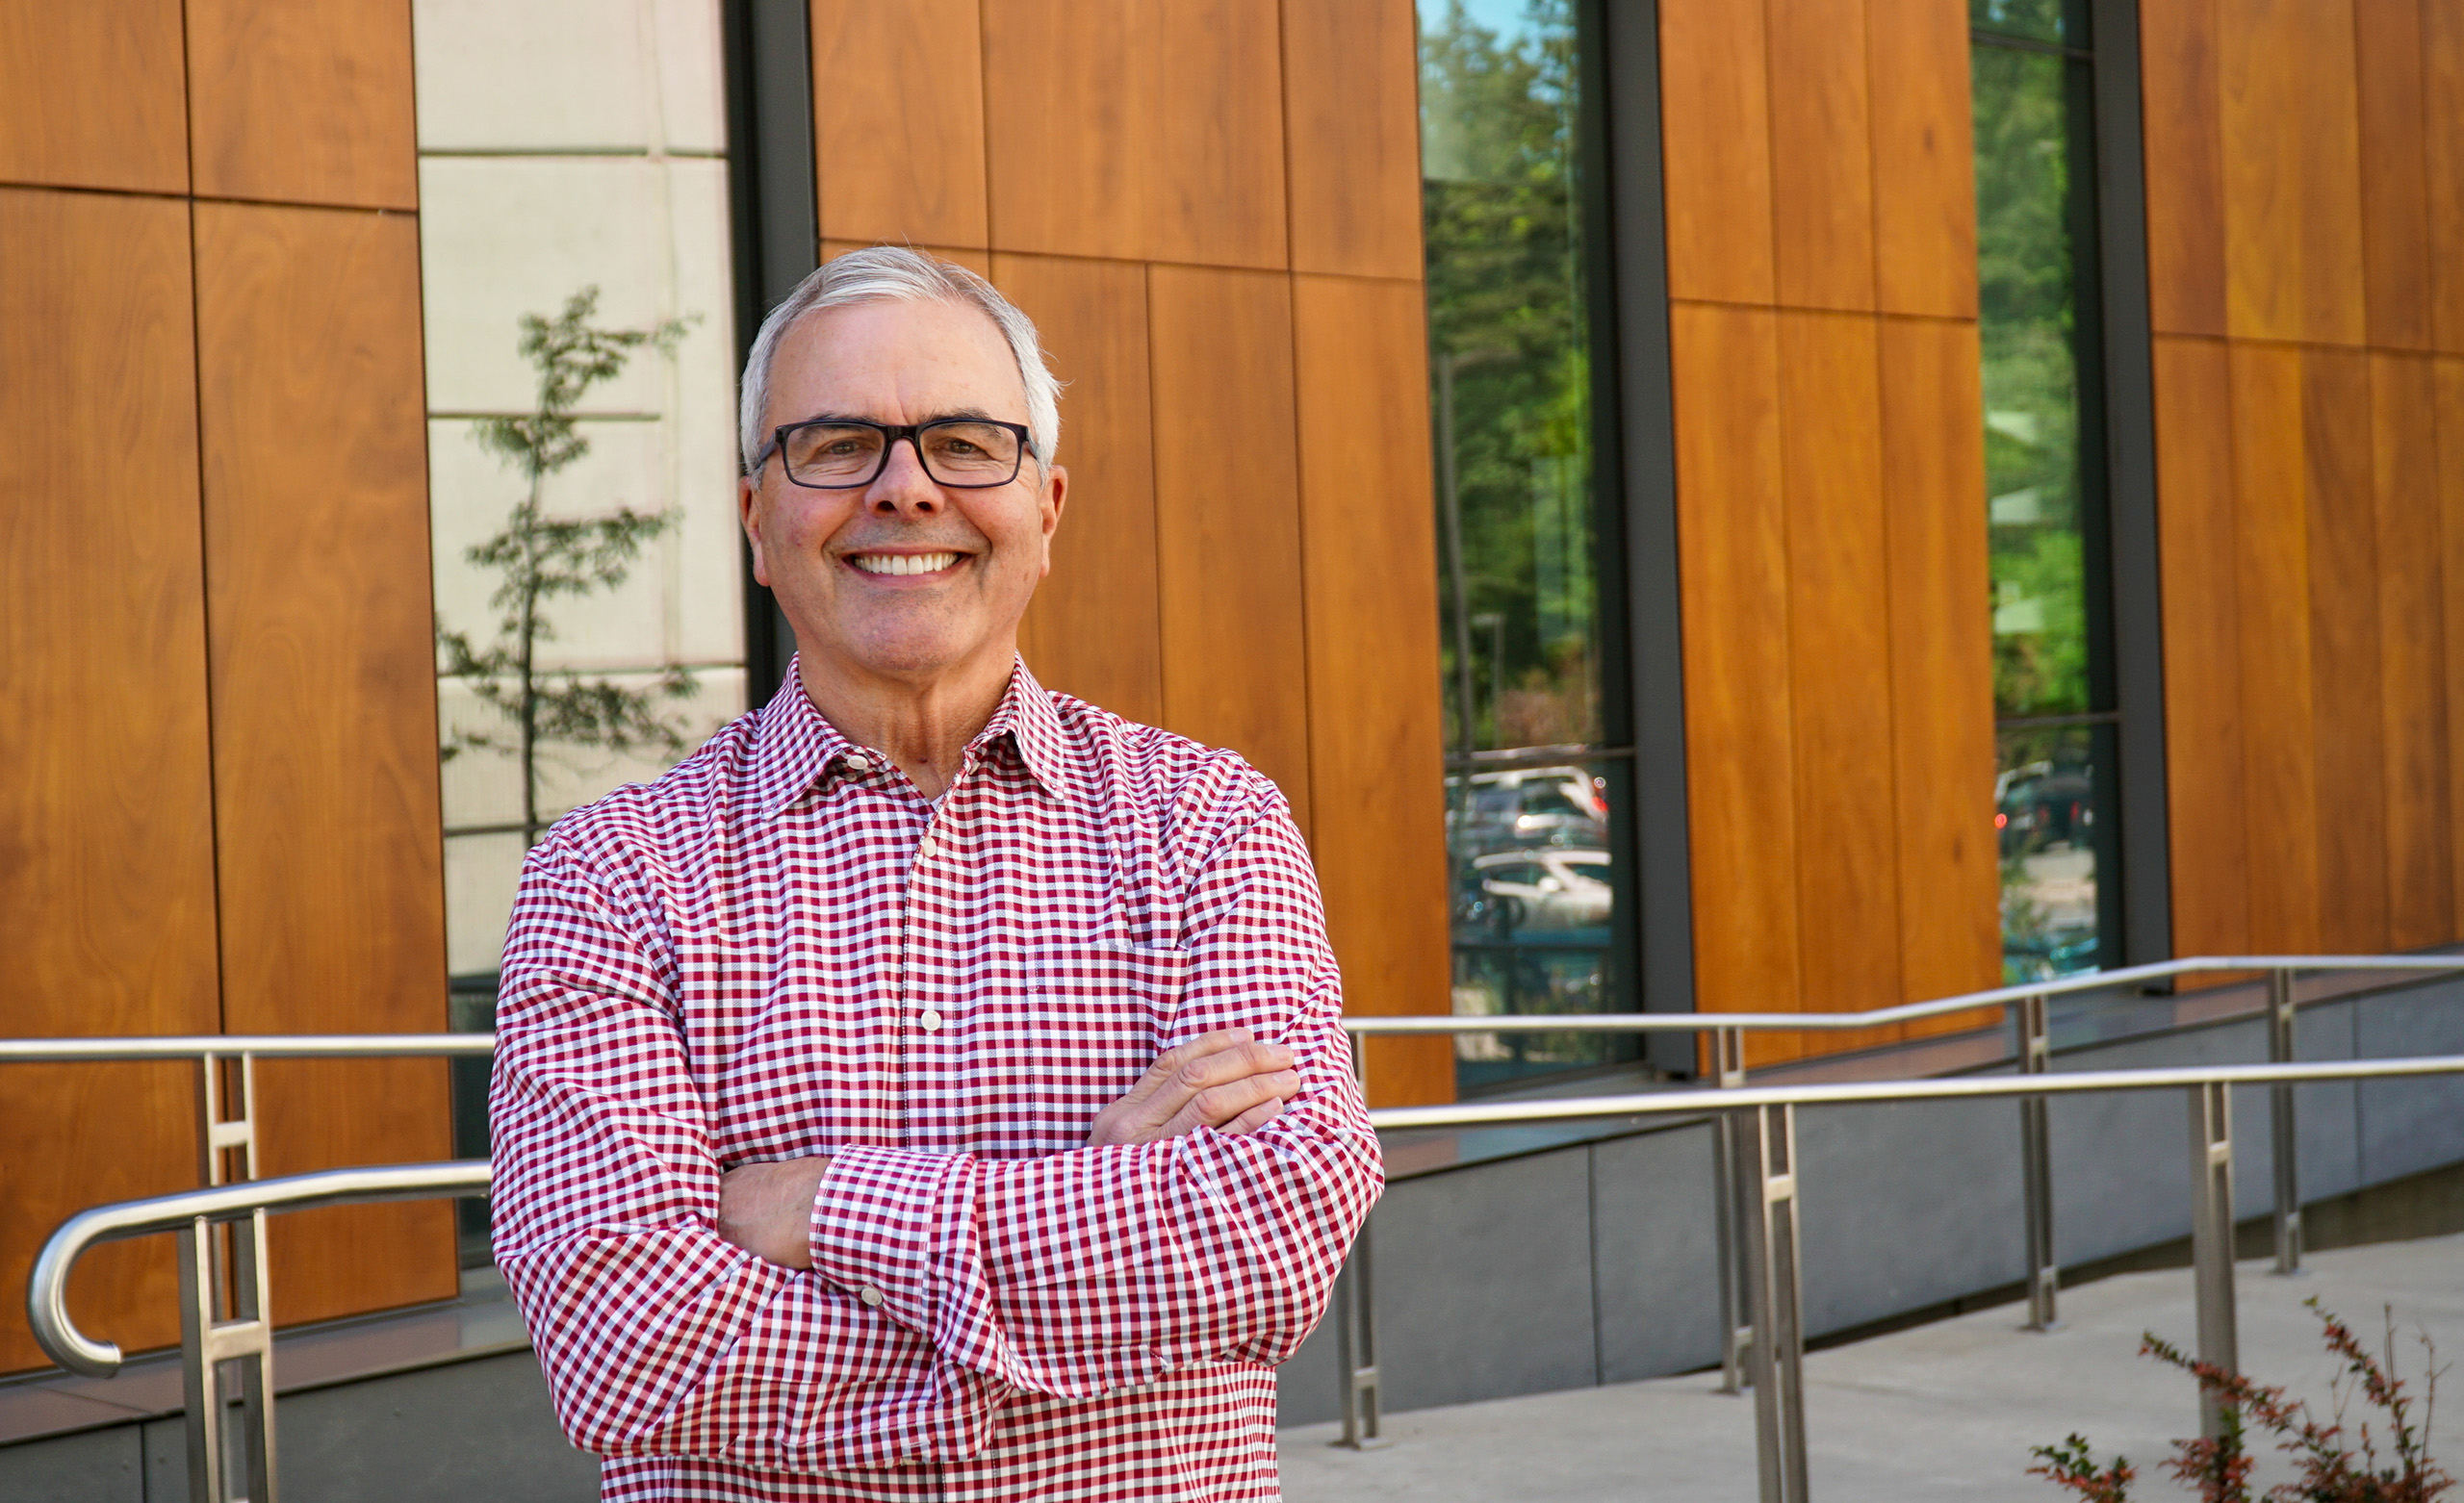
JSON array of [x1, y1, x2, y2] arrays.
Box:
[[808, 1145, 968, 1334]]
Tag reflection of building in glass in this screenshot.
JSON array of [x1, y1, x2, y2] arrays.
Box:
[[1421, 0, 1635, 1091], [415, 0, 746, 987], [1974, 2, 2118, 982]]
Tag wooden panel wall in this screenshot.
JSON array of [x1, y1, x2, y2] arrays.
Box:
[[1660, 0, 2001, 1064], [0, 4, 452, 1373], [810, 0, 1453, 1105], [2143, 0, 2464, 960]]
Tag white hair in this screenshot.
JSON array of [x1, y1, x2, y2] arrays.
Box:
[[738, 246, 1062, 475]]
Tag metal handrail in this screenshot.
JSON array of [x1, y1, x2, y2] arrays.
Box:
[[0, 1034, 495, 1060], [1360, 1052, 2464, 1125], [28, 1161, 492, 1503], [1337, 953, 2464, 1035], [30, 1160, 495, 1378], [1354, 1053, 2464, 1500], [1326, 951, 2464, 1437]]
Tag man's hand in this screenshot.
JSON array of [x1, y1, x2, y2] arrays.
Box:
[[716, 1157, 831, 1269], [1089, 1029, 1302, 1147]]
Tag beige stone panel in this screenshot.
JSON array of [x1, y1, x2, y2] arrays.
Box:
[[418, 157, 689, 414], [412, 0, 654, 151], [650, 0, 728, 153], [665, 155, 747, 667], [443, 829, 526, 975]]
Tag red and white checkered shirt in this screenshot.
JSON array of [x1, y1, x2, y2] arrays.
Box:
[[489, 657, 1382, 1501]]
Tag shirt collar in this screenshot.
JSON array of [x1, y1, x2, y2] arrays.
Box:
[[751, 653, 1068, 821]]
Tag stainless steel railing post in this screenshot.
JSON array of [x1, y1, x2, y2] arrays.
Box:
[[1739, 1103, 1809, 1503], [176, 1208, 276, 1503], [2188, 1081, 2240, 1439], [2016, 992, 2059, 1330], [1709, 1026, 1752, 1394], [2266, 967, 2302, 1275], [1333, 1030, 1385, 1448]]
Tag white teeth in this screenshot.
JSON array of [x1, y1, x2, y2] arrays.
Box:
[[852, 551, 959, 575]]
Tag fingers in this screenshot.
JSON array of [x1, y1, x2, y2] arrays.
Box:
[[1160, 1066, 1302, 1139], [1088, 1029, 1307, 1146]]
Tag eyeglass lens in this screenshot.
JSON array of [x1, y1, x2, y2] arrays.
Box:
[[782, 420, 1022, 488]]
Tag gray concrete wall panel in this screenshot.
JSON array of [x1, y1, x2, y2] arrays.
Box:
[[1362, 1148, 1600, 1413], [1589, 1123, 1724, 1383]]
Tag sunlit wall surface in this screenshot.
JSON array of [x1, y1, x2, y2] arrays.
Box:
[[1420, 0, 1635, 1091], [1972, 0, 2121, 981], [415, 0, 746, 997]]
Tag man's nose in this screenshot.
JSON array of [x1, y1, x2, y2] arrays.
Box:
[[865, 437, 942, 515]]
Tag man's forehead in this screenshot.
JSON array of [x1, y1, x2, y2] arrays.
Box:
[[771, 297, 1023, 413]]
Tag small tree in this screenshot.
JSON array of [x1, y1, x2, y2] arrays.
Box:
[[436, 288, 698, 845]]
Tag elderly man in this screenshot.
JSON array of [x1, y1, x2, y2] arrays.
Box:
[[489, 244, 1382, 1501]]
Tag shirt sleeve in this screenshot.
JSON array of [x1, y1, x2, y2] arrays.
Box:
[[800, 802, 1386, 1401], [488, 839, 1010, 1472]]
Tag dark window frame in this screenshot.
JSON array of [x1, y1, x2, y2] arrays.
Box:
[[721, 0, 818, 707]]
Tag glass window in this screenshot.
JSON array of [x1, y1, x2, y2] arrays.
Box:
[[1420, 0, 1633, 1093], [1972, 0, 2120, 981], [414, 0, 744, 1259]]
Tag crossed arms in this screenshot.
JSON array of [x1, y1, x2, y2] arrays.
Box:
[[487, 808, 1383, 1473]]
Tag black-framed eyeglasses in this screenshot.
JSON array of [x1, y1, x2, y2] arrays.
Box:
[[751, 417, 1034, 490]]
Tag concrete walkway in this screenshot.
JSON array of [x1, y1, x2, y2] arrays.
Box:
[[1279, 1232, 2464, 1502]]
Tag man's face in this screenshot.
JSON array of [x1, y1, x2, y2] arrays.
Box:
[[739, 297, 1065, 690]]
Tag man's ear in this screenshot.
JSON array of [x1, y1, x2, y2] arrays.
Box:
[[739, 474, 772, 588], [1039, 464, 1067, 578]]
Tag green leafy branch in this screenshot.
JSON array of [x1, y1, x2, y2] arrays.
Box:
[[435, 287, 699, 845]]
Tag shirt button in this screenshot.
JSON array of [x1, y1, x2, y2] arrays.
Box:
[[917, 832, 939, 859], [844, 753, 871, 774], [858, 1286, 885, 1309], [920, 1008, 943, 1032]]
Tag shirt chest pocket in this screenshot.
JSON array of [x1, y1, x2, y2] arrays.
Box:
[[962, 939, 1192, 1155]]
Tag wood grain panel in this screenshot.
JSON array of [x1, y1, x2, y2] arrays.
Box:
[[1145, 264, 1310, 819], [1779, 310, 1900, 1049], [810, 0, 988, 249], [2354, 0, 2434, 351], [1670, 302, 1804, 1065], [2153, 337, 2249, 961], [2216, 0, 2365, 344], [1865, 0, 1977, 318], [822, 240, 991, 277], [2228, 341, 2322, 952], [1877, 318, 1999, 1032], [2437, 357, 2464, 934], [193, 202, 453, 1327], [2428, 0, 2464, 352], [0, 188, 219, 1374], [2370, 352, 2452, 949], [1280, 0, 1423, 280], [2300, 347, 2388, 952], [2139, 0, 2229, 336], [1766, 0, 1877, 312], [1291, 274, 1452, 1107], [185, 0, 417, 210], [990, 252, 1165, 727], [982, 0, 1289, 268], [1657, 0, 1776, 305], [0, 0, 188, 194]]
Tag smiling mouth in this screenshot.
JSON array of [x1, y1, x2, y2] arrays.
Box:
[[848, 551, 962, 576]]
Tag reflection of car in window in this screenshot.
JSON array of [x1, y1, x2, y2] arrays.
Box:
[[1457, 847, 1614, 934], [1994, 758, 2092, 856], [1446, 766, 1611, 858]]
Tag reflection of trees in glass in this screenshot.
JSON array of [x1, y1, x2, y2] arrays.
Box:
[[1421, 0, 1599, 752], [436, 288, 697, 847], [1975, 43, 2089, 719]]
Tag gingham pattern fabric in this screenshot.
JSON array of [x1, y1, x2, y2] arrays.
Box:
[[489, 656, 1383, 1501]]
